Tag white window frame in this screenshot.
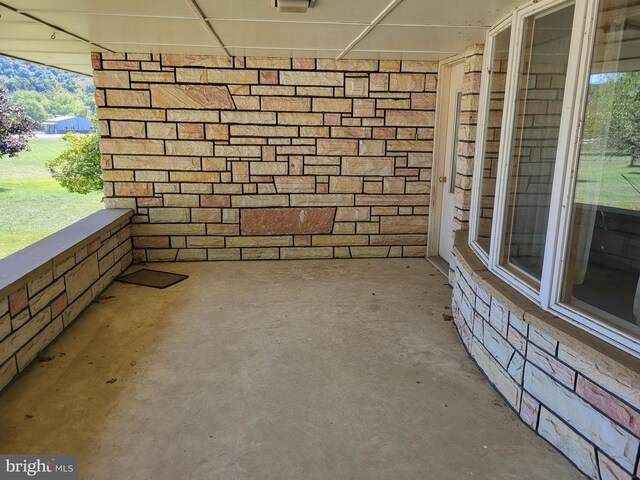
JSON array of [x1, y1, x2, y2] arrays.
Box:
[[469, 0, 640, 357]]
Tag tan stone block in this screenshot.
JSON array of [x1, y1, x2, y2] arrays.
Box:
[[110, 121, 146, 138], [189, 208, 221, 223], [383, 177, 405, 194], [331, 127, 371, 139], [175, 68, 207, 83], [380, 216, 428, 234], [250, 162, 288, 176], [166, 140, 213, 156], [317, 139, 358, 155], [297, 86, 333, 97], [312, 98, 352, 113], [350, 246, 390, 258], [345, 77, 369, 97], [390, 73, 425, 92], [386, 140, 432, 152], [114, 182, 153, 196], [103, 170, 134, 182], [100, 139, 164, 155], [132, 223, 205, 236], [231, 161, 249, 183], [215, 145, 262, 157], [177, 123, 204, 140], [411, 92, 437, 109], [370, 234, 427, 246], [205, 124, 229, 141], [316, 59, 378, 71], [300, 127, 330, 137], [220, 111, 276, 124], [133, 236, 170, 249], [150, 84, 234, 109], [169, 171, 219, 182], [230, 125, 298, 137], [292, 58, 316, 70], [206, 224, 239, 236], [93, 71, 129, 88], [174, 249, 206, 261], [251, 85, 295, 96], [356, 222, 379, 234], [183, 235, 224, 249], [289, 194, 353, 206], [105, 89, 150, 107], [245, 57, 291, 69], [147, 123, 177, 139], [27, 269, 53, 297], [202, 157, 227, 171], [130, 71, 175, 83], [277, 112, 324, 126], [232, 96, 260, 110], [28, 279, 64, 316], [403, 245, 427, 257], [112, 155, 199, 171], [356, 194, 428, 206], [242, 248, 280, 260], [148, 208, 190, 223], [231, 195, 289, 208], [386, 110, 434, 126], [207, 69, 258, 84], [222, 209, 239, 224], [275, 176, 315, 193], [330, 176, 363, 194], [280, 247, 333, 259], [335, 207, 370, 222], [280, 71, 343, 86], [205, 249, 239, 260], [370, 74, 390, 92], [167, 110, 220, 122], [401, 60, 439, 73], [227, 236, 293, 248], [359, 140, 385, 156], [261, 96, 311, 112], [342, 157, 394, 176], [406, 182, 430, 194], [353, 99, 375, 117], [65, 254, 99, 302], [333, 222, 355, 234], [312, 235, 368, 246], [162, 54, 232, 68], [201, 195, 231, 207], [380, 60, 401, 72]]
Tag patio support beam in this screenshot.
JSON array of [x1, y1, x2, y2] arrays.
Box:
[[185, 0, 232, 58], [0, 1, 115, 53], [336, 0, 404, 60]]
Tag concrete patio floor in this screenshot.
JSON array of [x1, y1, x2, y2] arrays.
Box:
[[0, 259, 584, 479]]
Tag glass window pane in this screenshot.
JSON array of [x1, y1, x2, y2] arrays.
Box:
[[562, 0, 640, 337], [476, 27, 511, 254], [501, 3, 575, 284]]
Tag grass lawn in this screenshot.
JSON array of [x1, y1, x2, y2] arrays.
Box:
[[0, 137, 103, 259], [575, 155, 640, 211]]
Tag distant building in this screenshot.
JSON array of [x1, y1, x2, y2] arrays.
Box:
[[41, 116, 92, 134]]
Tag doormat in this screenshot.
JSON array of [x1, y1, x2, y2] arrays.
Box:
[[116, 269, 189, 289]]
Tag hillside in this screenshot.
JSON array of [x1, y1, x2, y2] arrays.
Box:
[[0, 55, 95, 123]]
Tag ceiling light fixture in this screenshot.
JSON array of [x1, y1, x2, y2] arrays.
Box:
[[271, 0, 317, 13]]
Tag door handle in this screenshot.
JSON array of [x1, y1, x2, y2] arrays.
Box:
[[439, 176, 447, 183]]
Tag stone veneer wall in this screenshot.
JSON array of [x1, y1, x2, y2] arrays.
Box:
[[0, 210, 132, 391], [451, 241, 640, 480], [93, 52, 441, 262]]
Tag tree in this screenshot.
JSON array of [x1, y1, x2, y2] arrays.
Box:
[[0, 85, 37, 158], [46, 131, 103, 194], [584, 71, 640, 166], [11, 90, 48, 123]]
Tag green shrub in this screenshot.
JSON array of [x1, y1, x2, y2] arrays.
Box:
[[46, 131, 102, 194]]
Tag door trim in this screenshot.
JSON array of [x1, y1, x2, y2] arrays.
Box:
[[427, 53, 466, 259]]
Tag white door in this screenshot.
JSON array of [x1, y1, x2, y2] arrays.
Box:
[[436, 62, 465, 264]]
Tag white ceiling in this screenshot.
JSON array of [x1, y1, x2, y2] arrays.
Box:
[[0, 0, 524, 76]]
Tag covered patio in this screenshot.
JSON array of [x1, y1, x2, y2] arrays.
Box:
[[0, 259, 582, 479]]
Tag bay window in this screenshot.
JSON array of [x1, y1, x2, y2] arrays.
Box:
[[470, 0, 640, 355]]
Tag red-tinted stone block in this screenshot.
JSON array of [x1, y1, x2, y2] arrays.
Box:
[[241, 207, 336, 235]]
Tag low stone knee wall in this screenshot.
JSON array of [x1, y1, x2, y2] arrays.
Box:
[[451, 244, 640, 479], [0, 209, 133, 391]]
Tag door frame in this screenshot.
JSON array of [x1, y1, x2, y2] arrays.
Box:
[[427, 53, 466, 259]]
